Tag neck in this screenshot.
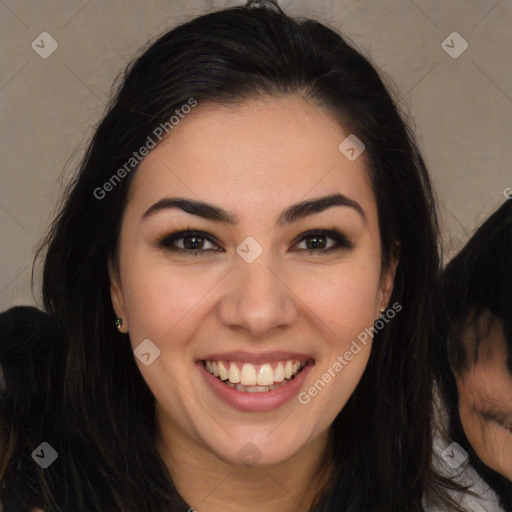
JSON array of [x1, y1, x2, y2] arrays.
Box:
[[156, 412, 335, 512]]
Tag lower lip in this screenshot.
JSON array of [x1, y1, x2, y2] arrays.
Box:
[[197, 360, 315, 413]]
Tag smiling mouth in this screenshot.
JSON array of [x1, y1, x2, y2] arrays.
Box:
[[201, 358, 313, 393]]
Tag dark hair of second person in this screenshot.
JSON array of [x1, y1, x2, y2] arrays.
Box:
[[434, 198, 512, 511]]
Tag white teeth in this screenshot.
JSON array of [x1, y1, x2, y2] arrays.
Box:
[[203, 358, 310, 389], [218, 361, 228, 381], [284, 361, 293, 379], [240, 363, 257, 386], [228, 363, 240, 383], [257, 364, 274, 386], [274, 362, 285, 382]]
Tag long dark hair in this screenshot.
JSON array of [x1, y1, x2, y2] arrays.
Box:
[[433, 199, 512, 511], [0, 1, 465, 510]]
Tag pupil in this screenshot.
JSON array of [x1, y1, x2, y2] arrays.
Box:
[[308, 235, 325, 250], [185, 235, 202, 250]]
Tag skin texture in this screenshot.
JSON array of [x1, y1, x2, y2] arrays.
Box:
[[110, 94, 397, 512], [456, 311, 512, 482]]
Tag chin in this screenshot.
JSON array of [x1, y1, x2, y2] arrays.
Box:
[[210, 431, 303, 468]]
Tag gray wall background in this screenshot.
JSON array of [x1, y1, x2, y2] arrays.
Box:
[[1, 0, 511, 311]]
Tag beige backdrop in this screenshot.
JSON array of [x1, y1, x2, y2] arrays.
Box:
[[0, 0, 511, 311]]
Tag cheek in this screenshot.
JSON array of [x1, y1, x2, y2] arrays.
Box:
[[476, 426, 512, 478], [308, 257, 381, 336], [125, 245, 380, 313], [459, 405, 512, 478], [120, 251, 213, 345], [301, 260, 379, 406], [488, 429, 512, 480], [459, 407, 488, 455], [119, 234, 382, 369]]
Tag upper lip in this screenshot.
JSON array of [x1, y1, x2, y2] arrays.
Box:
[[198, 351, 314, 364]]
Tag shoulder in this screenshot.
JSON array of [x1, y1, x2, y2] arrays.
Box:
[[0, 307, 73, 512], [426, 391, 506, 512], [0, 504, 44, 512], [0, 305, 64, 389], [0, 305, 67, 435], [0, 305, 57, 345], [0, 305, 59, 362]]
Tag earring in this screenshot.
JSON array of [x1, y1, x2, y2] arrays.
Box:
[[115, 317, 123, 330], [379, 304, 386, 314]]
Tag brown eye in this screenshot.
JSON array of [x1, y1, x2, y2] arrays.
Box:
[[158, 230, 220, 254], [292, 229, 354, 254], [157, 228, 354, 256]]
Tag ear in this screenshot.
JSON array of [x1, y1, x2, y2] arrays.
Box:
[[376, 243, 400, 318], [108, 258, 129, 333]]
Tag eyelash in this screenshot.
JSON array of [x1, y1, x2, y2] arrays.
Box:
[[493, 420, 512, 435], [480, 412, 512, 435], [156, 227, 354, 256]]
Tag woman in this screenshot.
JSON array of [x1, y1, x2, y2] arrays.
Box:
[[433, 199, 512, 512], [0, 1, 467, 510]]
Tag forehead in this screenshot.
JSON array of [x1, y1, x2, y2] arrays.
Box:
[[457, 315, 512, 406], [127, 94, 376, 224]]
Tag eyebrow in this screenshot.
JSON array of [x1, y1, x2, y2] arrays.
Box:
[[142, 193, 367, 226]]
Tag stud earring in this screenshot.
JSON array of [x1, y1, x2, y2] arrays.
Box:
[[115, 317, 123, 330], [379, 304, 386, 314]]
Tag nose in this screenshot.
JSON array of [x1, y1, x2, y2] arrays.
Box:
[[217, 252, 299, 339]]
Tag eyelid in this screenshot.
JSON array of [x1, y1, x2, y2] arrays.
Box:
[[479, 411, 512, 432], [155, 228, 220, 251], [156, 227, 354, 253], [290, 228, 354, 249]]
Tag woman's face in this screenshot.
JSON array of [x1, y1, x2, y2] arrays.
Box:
[[456, 313, 512, 481], [110, 94, 396, 468]]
